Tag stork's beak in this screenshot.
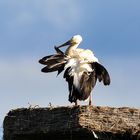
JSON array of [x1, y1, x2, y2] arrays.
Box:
[[57, 40, 72, 48]]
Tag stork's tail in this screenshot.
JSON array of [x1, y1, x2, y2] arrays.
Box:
[[39, 47, 67, 75]]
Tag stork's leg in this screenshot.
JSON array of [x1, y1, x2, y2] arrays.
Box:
[[75, 100, 78, 106], [89, 94, 92, 106]]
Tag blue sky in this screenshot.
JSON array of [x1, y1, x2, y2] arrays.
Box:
[[0, 0, 140, 124]]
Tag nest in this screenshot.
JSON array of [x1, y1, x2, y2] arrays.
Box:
[[3, 106, 140, 140]]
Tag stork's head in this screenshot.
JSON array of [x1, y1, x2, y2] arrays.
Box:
[[57, 35, 82, 48], [71, 35, 83, 45]]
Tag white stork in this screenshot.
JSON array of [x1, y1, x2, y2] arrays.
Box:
[[39, 35, 111, 105]]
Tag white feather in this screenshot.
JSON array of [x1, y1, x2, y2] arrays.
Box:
[[65, 58, 82, 89], [65, 57, 94, 90]]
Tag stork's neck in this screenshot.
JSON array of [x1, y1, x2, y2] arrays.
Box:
[[65, 44, 79, 55]]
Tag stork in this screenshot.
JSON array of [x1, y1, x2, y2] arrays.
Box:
[[39, 35, 111, 105]]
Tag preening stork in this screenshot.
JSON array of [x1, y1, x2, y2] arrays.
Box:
[[39, 35, 111, 105]]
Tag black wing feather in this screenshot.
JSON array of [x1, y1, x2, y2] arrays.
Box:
[[92, 62, 111, 85], [39, 49, 67, 75]]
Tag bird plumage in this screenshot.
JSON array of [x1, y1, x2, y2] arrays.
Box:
[[39, 35, 111, 105]]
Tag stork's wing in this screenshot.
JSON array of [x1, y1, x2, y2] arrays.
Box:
[[92, 62, 111, 85], [79, 71, 97, 100], [41, 61, 66, 73], [39, 53, 67, 75], [38, 55, 53, 65]]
